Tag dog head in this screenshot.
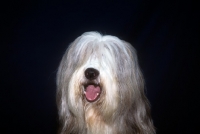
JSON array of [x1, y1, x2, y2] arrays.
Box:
[[56, 32, 155, 134]]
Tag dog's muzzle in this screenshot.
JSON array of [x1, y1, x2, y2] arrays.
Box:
[[84, 68, 101, 102]]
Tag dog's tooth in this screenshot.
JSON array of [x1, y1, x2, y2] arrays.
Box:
[[84, 91, 86, 94]]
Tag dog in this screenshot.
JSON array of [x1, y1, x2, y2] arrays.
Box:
[[56, 32, 155, 134]]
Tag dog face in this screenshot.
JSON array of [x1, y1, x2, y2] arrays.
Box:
[[56, 32, 155, 134]]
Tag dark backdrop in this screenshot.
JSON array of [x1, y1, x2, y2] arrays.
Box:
[[1, 1, 199, 134]]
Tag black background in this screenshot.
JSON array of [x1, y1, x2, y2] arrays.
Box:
[[1, 0, 199, 134]]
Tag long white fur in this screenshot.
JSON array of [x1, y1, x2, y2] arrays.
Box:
[[56, 32, 155, 134]]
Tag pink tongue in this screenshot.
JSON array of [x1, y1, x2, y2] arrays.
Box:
[[85, 85, 100, 101]]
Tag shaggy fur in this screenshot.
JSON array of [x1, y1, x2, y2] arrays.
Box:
[[56, 32, 155, 134]]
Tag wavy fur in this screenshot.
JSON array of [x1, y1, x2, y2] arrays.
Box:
[[56, 32, 155, 134]]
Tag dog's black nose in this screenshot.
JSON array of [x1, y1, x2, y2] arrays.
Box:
[[85, 68, 99, 80]]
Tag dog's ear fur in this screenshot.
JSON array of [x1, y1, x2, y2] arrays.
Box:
[[107, 40, 155, 133], [56, 44, 85, 134]]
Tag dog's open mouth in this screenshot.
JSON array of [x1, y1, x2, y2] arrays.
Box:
[[84, 84, 101, 102]]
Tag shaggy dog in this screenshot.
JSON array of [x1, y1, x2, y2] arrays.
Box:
[[56, 32, 155, 134]]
